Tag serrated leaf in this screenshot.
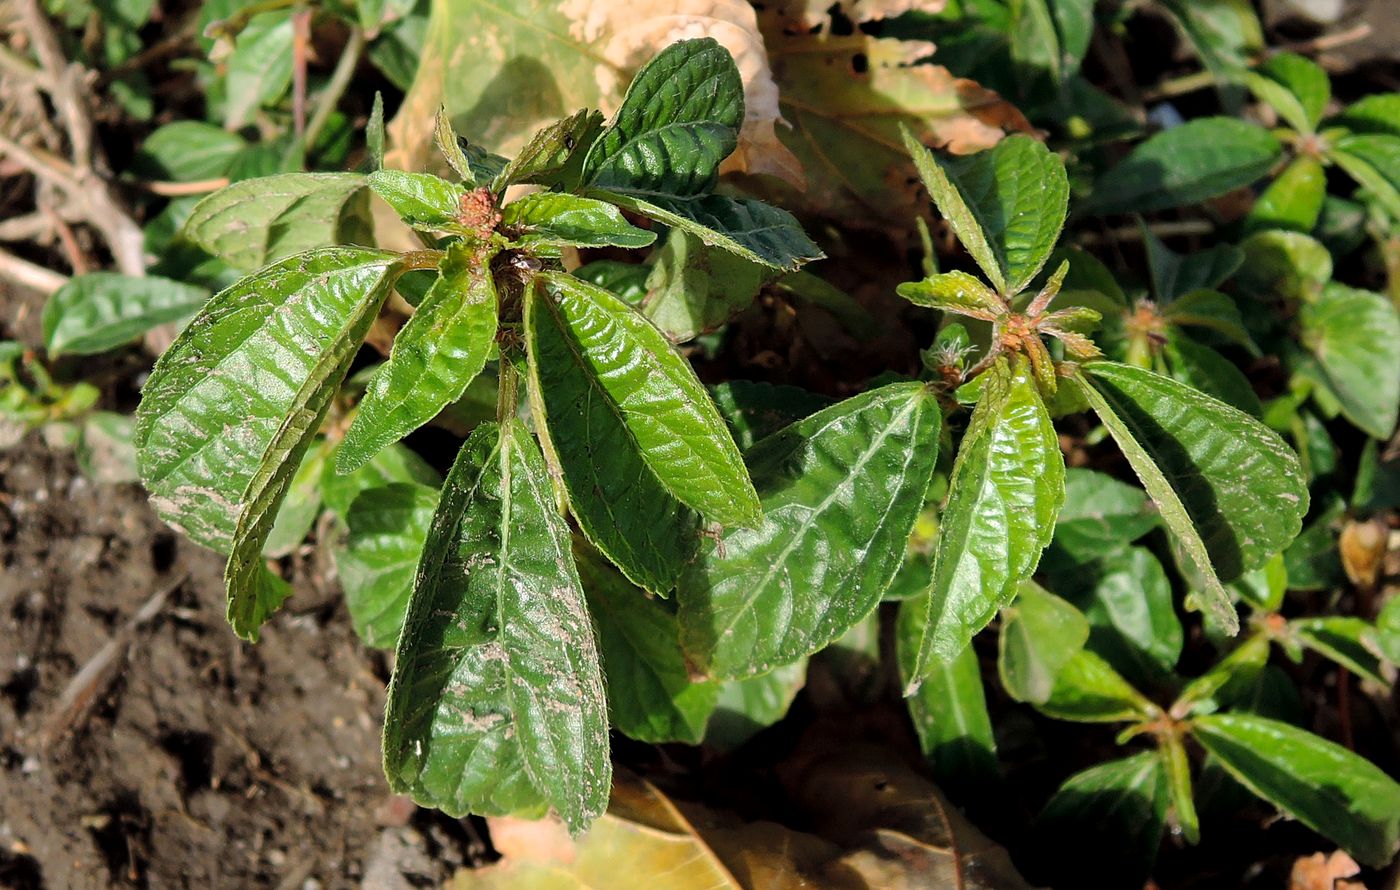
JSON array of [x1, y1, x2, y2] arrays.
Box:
[[534, 271, 759, 528], [1084, 118, 1281, 215], [184, 173, 372, 272], [1077, 363, 1308, 630], [641, 228, 773, 343], [382, 421, 610, 833], [1246, 53, 1329, 133], [43, 273, 208, 357], [579, 548, 719, 745], [136, 248, 398, 559], [1049, 468, 1159, 563], [909, 359, 1064, 681], [896, 270, 1004, 319], [897, 596, 999, 794], [339, 243, 498, 474], [582, 38, 742, 197], [593, 190, 821, 272], [1038, 753, 1168, 888], [1193, 712, 1400, 867], [680, 383, 940, 679], [501, 192, 655, 249], [336, 481, 439, 648], [1246, 154, 1327, 234], [525, 279, 700, 594], [902, 129, 1068, 296], [368, 169, 466, 229], [1299, 283, 1400, 439], [494, 108, 604, 191], [998, 582, 1089, 705]]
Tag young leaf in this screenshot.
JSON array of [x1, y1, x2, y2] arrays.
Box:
[[1329, 134, 1400, 219], [579, 548, 719, 745], [1299, 283, 1400, 440], [493, 108, 603, 191], [902, 128, 1068, 296], [897, 596, 999, 794], [1246, 53, 1329, 134], [185, 173, 372, 272], [896, 270, 1004, 318], [679, 383, 940, 679], [1246, 155, 1326, 234], [500, 192, 655, 249], [1077, 363, 1308, 630], [1037, 649, 1156, 723], [909, 359, 1065, 682], [368, 170, 466, 229], [335, 481, 439, 649], [136, 248, 399, 556], [1192, 713, 1400, 867], [1038, 753, 1168, 888], [998, 582, 1090, 705], [1174, 633, 1270, 717], [1083, 118, 1282, 215], [382, 421, 610, 833], [367, 92, 385, 171], [338, 243, 499, 474], [43, 273, 208, 357], [582, 38, 742, 198], [533, 272, 759, 528], [525, 278, 701, 593]]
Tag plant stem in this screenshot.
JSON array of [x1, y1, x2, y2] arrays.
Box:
[[496, 352, 520, 424], [292, 25, 364, 164]]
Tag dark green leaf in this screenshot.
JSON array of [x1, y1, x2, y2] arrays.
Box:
[[680, 383, 940, 679], [579, 547, 719, 745], [43, 273, 208, 356], [572, 260, 650, 304], [1299, 283, 1400, 439], [1330, 133, 1400, 219], [1084, 118, 1281, 215], [339, 243, 498, 473], [534, 271, 759, 528], [261, 441, 327, 557], [336, 481, 438, 648], [134, 121, 246, 181], [704, 659, 807, 751], [582, 38, 742, 198], [1175, 633, 1270, 717], [709, 380, 833, 451], [382, 421, 610, 833], [1079, 546, 1183, 674], [910, 359, 1064, 681], [1141, 229, 1243, 302], [1193, 713, 1400, 867], [184, 173, 373, 272], [323, 440, 441, 521], [1292, 617, 1387, 686], [501, 192, 655, 249], [998, 582, 1090, 705], [1236, 230, 1332, 302], [1038, 753, 1167, 888], [1160, 289, 1258, 355], [493, 108, 603, 190], [1162, 332, 1263, 417]]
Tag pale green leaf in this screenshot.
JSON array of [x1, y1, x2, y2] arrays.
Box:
[[680, 383, 940, 679], [493, 109, 604, 191], [224, 11, 294, 128], [1245, 154, 1327, 234], [382, 421, 610, 833], [896, 270, 1004, 318], [368, 169, 466, 229], [1037, 649, 1155, 723], [1049, 468, 1159, 562], [501, 192, 655, 249], [1299, 283, 1400, 439], [641, 227, 773, 343], [43, 273, 208, 356], [1330, 134, 1400, 220], [261, 440, 327, 557], [323, 441, 441, 521], [998, 581, 1090, 705], [1246, 53, 1329, 133]]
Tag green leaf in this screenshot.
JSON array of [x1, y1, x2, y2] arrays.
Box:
[[1299, 283, 1400, 439], [43, 273, 208, 356], [1160, 731, 1200, 844], [134, 121, 247, 181], [897, 596, 999, 793], [640, 228, 773, 343], [339, 243, 498, 474], [573, 260, 650, 304], [1331, 133, 1400, 219], [909, 359, 1064, 681], [592, 190, 821, 272], [323, 441, 441, 521], [184, 173, 373, 272], [1335, 92, 1400, 137], [1159, 289, 1258, 355], [1078, 363, 1308, 629], [382, 421, 610, 833], [1038, 753, 1168, 888], [493, 108, 603, 191], [1049, 468, 1159, 563], [75, 411, 140, 484], [896, 270, 1004, 318], [1077, 546, 1184, 675], [1192, 713, 1400, 867], [1292, 617, 1387, 686], [1245, 154, 1327, 234], [368, 170, 465, 229], [578, 547, 719, 745], [1236, 230, 1332, 302], [1246, 53, 1329, 133], [679, 383, 940, 679], [709, 380, 833, 451], [1140, 230, 1243, 303], [367, 92, 385, 171], [135, 248, 398, 558], [1161, 332, 1263, 417], [1159, 0, 1261, 109], [501, 192, 655, 249], [533, 271, 759, 528], [223, 10, 294, 128], [1083, 118, 1281, 215], [335, 481, 439, 649], [705, 659, 807, 751], [582, 38, 742, 198], [998, 582, 1090, 705], [1175, 633, 1270, 717], [525, 276, 701, 594], [261, 441, 327, 557], [1037, 649, 1155, 723], [902, 128, 1068, 295]]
